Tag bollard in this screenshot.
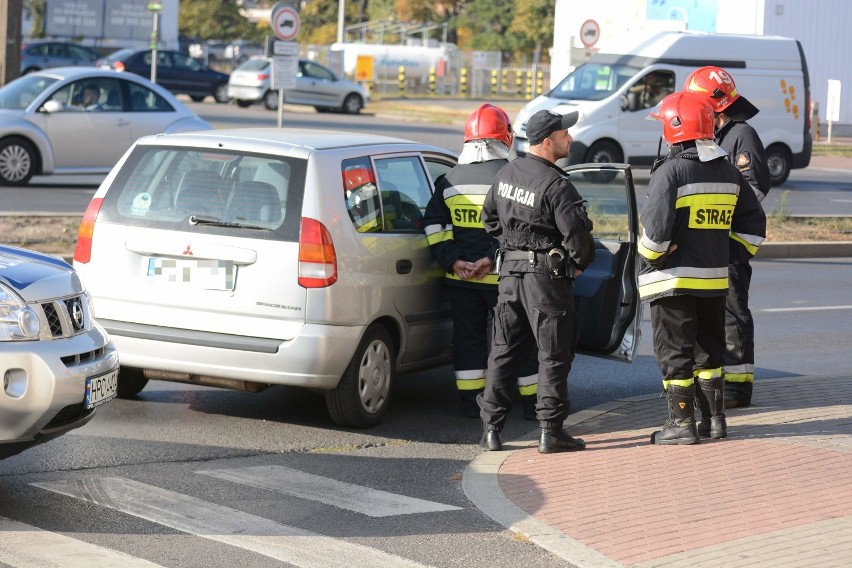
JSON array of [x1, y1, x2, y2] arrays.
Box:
[[429, 67, 436, 97], [460, 68, 468, 97], [398, 66, 406, 97], [501, 68, 508, 94], [515, 70, 522, 97], [536, 71, 544, 97], [491, 69, 498, 96], [525, 71, 533, 99]]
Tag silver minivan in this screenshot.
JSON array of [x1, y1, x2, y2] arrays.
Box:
[[73, 128, 641, 427]]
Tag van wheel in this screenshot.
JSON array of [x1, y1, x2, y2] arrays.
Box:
[[117, 367, 149, 398], [766, 144, 792, 186], [583, 141, 622, 183], [263, 90, 279, 110], [325, 325, 394, 428], [0, 137, 37, 186]]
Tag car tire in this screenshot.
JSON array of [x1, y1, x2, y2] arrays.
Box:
[[314, 107, 330, 113], [766, 143, 792, 186], [0, 136, 37, 186], [263, 90, 279, 110], [116, 367, 149, 398], [583, 140, 623, 183], [213, 83, 229, 104], [235, 99, 252, 108], [325, 325, 394, 428], [341, 93, 363, 114], [189, 95, 206, 102]]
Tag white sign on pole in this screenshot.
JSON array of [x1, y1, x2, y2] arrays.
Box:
[[271, 3, 301, 42], [826, 79, 841, 122]]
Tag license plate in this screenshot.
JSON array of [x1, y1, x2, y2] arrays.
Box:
[[146, 257, 236, 290], [85, 368, 118, 409]]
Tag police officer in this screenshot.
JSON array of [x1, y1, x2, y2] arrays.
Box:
[[478, 109, 595, 454], [423, 104, 539, 419], [685, 66, 770, 409], [640, 92, 766, 444]]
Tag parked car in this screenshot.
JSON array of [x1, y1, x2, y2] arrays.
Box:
[[20, 40, 100, 74], [72, 129, 641, 428], [97, 48, 230, 103], [227, 56, 369, 113], [0, 245, 118, 459], [0, 67, 212, 186]]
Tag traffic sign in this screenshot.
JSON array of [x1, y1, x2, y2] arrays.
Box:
[[271, 3, 300, 42], [580, 19, 600, 48]]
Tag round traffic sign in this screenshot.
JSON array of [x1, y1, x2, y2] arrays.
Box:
[[272, 4, 300, 41], [580, 19, 600, 48]]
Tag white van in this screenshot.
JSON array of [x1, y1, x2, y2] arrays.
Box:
[[513, 31, 812, 185]]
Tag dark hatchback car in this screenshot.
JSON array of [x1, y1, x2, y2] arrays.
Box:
[[20, 40, 100, 74], [98, 48, 230, 103]]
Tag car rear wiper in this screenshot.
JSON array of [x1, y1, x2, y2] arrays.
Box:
[[188, 215, 270, 230]]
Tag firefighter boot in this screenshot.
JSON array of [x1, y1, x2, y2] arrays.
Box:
[[696, 376, 727, 439], [725, 380, 753, 409], [538, 423, 586, 453], [479, 424, 503, 451], [650, 384, 700, 445]]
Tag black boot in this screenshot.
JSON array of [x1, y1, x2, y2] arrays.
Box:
[[724, 380, 753, 408], [696, 376, 727, 439], [650, 383, 700, 445], [480, 424, 503, 451], [538, 424, 586, 454]]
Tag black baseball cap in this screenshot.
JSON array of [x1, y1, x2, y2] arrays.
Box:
[[526, 109, 579, 145]]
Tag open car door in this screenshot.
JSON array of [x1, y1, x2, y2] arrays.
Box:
[[564, 164, 642, 363]]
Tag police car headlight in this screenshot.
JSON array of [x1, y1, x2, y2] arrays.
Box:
[[0, 283, 40, 340]]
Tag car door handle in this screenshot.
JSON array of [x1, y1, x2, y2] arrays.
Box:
[[396, 259, 413, 274]]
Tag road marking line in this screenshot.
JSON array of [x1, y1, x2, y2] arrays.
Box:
[[0, 516, 165, 568], [197, 464, 461, 517], [32, 478, 433, 568], [760, 304, 852, 313]]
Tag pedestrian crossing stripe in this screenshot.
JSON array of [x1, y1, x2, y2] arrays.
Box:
[[32, 477, 435, 568], [197, 464, 462, 517], [0, 516, 165, 568]]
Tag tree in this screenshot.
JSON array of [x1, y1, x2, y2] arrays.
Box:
[[457, 0, 515, 53], [179, 0, 259, 41], [24, 0, 46, 38], [508, 0, 555, 62]]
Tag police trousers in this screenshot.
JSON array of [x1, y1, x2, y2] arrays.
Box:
[[650, 294, 726, 381], [479, 273, 577, 429]]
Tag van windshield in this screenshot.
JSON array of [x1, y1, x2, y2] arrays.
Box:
[[549, 63, 638, 101]]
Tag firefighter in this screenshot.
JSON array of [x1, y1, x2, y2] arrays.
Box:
[[477, 109, 595, 453], [685, 66, 770, 409], [640, 92, 766, 444], [423, 104, 539, 420]]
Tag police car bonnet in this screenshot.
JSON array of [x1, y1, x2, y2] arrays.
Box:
[[526, 110, 579, 145]]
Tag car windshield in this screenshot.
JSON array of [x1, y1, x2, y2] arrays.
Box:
[[236, 58, 269, 72], [549, 63, 638, 102], [0, 74, 59, 109], [103, 48, 136, 62]]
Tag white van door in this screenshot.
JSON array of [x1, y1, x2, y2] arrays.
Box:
[[617, 69, 677, 165], [563, 164, 642, 362]]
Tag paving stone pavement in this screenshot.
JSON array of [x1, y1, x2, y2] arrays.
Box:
[[463, 375, 852, 568]]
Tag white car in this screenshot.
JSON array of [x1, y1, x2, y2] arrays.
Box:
[[0, 246, 118, 459], [72, 129, 640, 428], [227, 56, 369, 113], [0, 67, 212, 186]]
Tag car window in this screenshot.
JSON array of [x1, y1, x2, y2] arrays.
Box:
[[67, 44, 95, 60], [423, 158, 454, 186], [126, 81, 174, 112], [300, 61, 334, 81], [237, 58, 269, 72], [171, 52, 202, 72], [101, 146, 307, 242], [50, 78, 122, 112], [342, 158, 383, 233], [47, 43, 64, 57], [626, 70, 676, 110], [374, 156, 430, 232], [0, 74, 58, 109]]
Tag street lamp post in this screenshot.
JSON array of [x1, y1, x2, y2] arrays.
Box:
[[148, 2, 162, 84]]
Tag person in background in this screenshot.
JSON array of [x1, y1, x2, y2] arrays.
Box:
[[423, 104, 539, 420], [640, 91, 766, 444], [477, 109, 595, 454], [685, 66, 770, 409]]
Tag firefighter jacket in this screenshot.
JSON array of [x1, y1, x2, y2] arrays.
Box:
[[482, 154, 595, 275], [423, 159, 506, 287], [638, 145, 766, 302], [716, 120, 770, 200]]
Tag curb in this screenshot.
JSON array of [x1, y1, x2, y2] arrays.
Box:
[[757, 241, 852, 259]]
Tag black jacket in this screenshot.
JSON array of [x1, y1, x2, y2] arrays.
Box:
[[716, 120, 770, 199], [482, 154, 595, 275]]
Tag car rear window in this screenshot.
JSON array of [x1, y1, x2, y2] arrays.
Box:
[[99, 145, 307, 242]]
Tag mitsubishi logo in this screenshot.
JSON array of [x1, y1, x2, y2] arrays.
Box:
[[183, 244, 194, 256], [70, 299, 84, 329]]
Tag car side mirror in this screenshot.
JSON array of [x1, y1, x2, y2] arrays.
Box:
[[42, 100, 65, 113]]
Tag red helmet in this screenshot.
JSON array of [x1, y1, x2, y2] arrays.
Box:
[[650, 91, 715, 144], [464, 104, 514, 148], [342, 167, 375, 192], [683, 66, 740, 113]]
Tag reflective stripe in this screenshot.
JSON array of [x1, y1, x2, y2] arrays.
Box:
[[423, 224, 442, 236], [639, 276, 729, 298], [676, 192, 739, 209], [517, 372, 538, 396], [663, 378, 694, 389], [426, 230, 454, 246], [446, 194, 487, 206], [730, 232, 764, 255], [676, 182, 740, 200], [724, 363, 754, 374], [444, 183, 492, 198], [640, 265, 729, 285], [724, 372, 754, 383], [694, 367, 722, 380], [638, 230, 669, 261], [456, 378, 486, 391], [446, 272, 499, 285]]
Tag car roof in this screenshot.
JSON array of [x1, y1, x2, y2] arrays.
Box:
[[138, 128, 451, 155], [30, 66, 138, 81]]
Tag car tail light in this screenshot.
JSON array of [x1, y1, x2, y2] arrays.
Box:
[[298, 217, 337, 288], [258, 73, 269, 80], [73, 197, 104, 264], [114, 61, 125, 72]]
